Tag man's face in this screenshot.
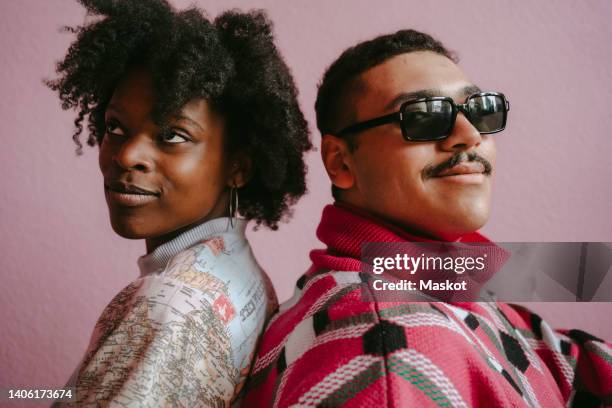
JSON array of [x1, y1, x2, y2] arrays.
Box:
[[334, 51, 496, 238]]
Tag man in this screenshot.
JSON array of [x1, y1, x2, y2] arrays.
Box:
[[244, 30, 611, 407]]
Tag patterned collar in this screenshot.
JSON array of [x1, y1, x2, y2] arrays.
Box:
[[137, 217, 247, 277]]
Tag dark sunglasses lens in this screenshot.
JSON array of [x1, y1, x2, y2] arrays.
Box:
[[468, 95, 506, 132], [402, 100, 453, 140]]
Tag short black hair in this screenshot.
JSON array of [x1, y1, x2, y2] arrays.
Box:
[[313, 29, 456, 200], [46, 0, 312, 230]]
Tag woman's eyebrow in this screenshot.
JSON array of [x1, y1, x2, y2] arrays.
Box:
[[104, 105, 205, 133], [175, 115, 205, 133]]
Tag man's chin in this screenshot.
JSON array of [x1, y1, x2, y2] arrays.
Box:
[[435, 209, 490, 237], [407, 201, 491, 239]]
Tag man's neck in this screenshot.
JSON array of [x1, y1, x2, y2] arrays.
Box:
[[333, 200, 466, 242]]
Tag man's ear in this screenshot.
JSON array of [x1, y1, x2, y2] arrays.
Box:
[[321, 134, 356, 191], [228, 150, 253, 188]]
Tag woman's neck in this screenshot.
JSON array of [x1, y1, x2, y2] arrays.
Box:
[[145, 216, 223, 253]]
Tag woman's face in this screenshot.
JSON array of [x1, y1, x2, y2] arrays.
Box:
[[99, 68, 232, 248]]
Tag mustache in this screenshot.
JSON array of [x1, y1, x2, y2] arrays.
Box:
[[423, 151, 493, 179]]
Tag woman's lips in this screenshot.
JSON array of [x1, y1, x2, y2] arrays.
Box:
[[105, 190, 159, 206], [104, 181, 160, 207]]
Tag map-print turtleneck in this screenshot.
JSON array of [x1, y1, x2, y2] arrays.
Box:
[[61, 217, 277, 407]]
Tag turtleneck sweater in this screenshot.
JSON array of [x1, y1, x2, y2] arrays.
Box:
[[63, 217, 277, 407], [244, 204, 611, 407]]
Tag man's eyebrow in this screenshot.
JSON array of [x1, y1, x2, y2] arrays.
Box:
[[385, 90, 440, 110], [385, 84, 483, 110], [459, 84, 482, 98]]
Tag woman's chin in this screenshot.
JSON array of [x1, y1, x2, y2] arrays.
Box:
[[109, 218, 151, 240]]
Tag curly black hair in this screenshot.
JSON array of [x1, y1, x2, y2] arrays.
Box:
[[314, 29, 456, 200], [46, 0, 312, 230]]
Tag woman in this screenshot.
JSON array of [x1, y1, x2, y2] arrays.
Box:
[[46, 0, 311, 406]]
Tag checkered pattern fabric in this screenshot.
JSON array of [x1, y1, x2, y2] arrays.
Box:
[[244, 204, 612, 407]]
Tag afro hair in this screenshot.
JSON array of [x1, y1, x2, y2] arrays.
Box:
[[46, 0, 312, 229]]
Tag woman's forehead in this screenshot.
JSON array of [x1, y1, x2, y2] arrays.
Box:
[[108, 69, 156, 114]]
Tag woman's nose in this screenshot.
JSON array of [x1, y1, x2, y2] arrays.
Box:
[[112, 132, 155, 172]]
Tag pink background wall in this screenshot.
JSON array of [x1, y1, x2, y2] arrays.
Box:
[[1, 0, 611, 397]]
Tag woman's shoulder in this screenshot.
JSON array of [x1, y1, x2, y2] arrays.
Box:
[[161, 233, 259, 290]]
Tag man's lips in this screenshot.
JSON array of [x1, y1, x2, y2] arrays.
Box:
[[434, 162, 485, 177], [423, 151, 493, 180]]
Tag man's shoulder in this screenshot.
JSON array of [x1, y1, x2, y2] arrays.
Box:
[[247, 278, 565, 406], [245, 270, 484, 406], [261, 269, 468, 336], [252, 269, 459, 370], [246, 269, 378, 402], [259, 270, 369, 344]]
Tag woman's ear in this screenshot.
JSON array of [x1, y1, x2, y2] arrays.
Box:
[[228, 150, 253, 188], [321, 134, 356, 190]]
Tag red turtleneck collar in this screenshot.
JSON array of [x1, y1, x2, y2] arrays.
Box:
[[310, 202, 493, 274]]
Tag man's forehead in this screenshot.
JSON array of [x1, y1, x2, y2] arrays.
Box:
[[384, 85, 482, 110], [355, 51, 475, 109]]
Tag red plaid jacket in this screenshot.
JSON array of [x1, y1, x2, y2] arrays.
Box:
[[244, 204, 612, 407]]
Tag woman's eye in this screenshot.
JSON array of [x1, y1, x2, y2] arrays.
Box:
[[105, 121, 125, 137], [160, 130, 190, 144]]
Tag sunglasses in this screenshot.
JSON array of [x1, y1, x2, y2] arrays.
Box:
[[337, 92, 510, 142]]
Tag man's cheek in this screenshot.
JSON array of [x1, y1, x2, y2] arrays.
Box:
[[484, 139, 496, 167]]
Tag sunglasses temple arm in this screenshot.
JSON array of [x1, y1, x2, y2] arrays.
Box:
[[337, 112, 402, 136]]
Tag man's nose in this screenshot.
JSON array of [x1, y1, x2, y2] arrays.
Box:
[[438, 113, 482, 152], [112, 132, 155, 172]]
